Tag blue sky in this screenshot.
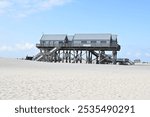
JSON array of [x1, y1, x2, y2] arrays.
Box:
[[0, 0, 150, 61]]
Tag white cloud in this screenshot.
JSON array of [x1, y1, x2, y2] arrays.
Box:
[[0, 0, 12, 14], [15, 43, 35, 50], [135, 52, 142, 58], [0, 45, 13, 51], [0, 43, 35, 51], [0, 0, 71, 17], [145, 53, 150, 57]]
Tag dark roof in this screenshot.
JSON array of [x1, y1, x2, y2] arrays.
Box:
[[40, 34, 67, 41], [74, 34, 113, 40], [40, 33, 117, 41]]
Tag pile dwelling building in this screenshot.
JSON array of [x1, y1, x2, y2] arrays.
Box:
[[33, 33, 121, 64]]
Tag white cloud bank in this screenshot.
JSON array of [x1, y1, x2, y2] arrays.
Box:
[[0, 43, 34, 51], [0, 0, 71, 17]]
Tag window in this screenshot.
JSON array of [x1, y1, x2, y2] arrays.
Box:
[[74, 41, 81, 45], [45, 41, 49, 45], [96, 41, 100, 44], [40, 41, 45, 45], [91, 41, 96, 43], [81, 41, 87, 44], [54, 41, 59, 45], [87, 41, 91, 44], [74, 41, 81, 43], [101, 40, 106, 44], [49, 41, 53, 45], [59, 41, 63, 44]]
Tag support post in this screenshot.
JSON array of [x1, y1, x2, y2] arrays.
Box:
[[80, 51, 82, 63], [69, 50, 71, 63], [76, 50, 78, 63], [62, 50, 64, 63], [112, 51, 117, 64], [58, 50, 60, 62], [66, 50, 68, 63], [86, 50, 88, 64], [73, 50, 76, 63], [99, 50, 100, 64]]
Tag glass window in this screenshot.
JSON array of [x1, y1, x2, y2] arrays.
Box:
[[45, 41, 49, 45], [87, 41, 91, 44], [91, 41, 96, 43], [81, 41, 87, 44], [96, 41, 100, 43], [41, 41, 45, 45], [74, 41, 81, 44], [101, 40, 106, 44]]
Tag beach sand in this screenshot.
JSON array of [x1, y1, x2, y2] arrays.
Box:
[[0, 58, 150, 100]]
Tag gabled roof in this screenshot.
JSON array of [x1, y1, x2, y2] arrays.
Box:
[[73, 34, 112, 40], [40, 34, 67, 41]]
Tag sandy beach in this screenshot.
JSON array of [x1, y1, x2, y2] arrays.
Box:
[[0, 58, 150, 100]]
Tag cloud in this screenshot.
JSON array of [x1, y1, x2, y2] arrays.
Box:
[[0, 43, 35, 51], [0, 0, 71, 17], [0, 45, 13, 51], [145, 53, 150, 57], [135, 52, 142, 58], [0, 0, 12, 14], [15, 43, 35, 50]]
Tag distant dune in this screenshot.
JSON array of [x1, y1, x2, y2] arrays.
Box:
[[0, 58, 150, 100]]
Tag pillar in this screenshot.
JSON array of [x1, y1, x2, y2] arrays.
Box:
[[112, 51, 117, 64], [80, 51, 82, 63], [69, 50, 71, 63]]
